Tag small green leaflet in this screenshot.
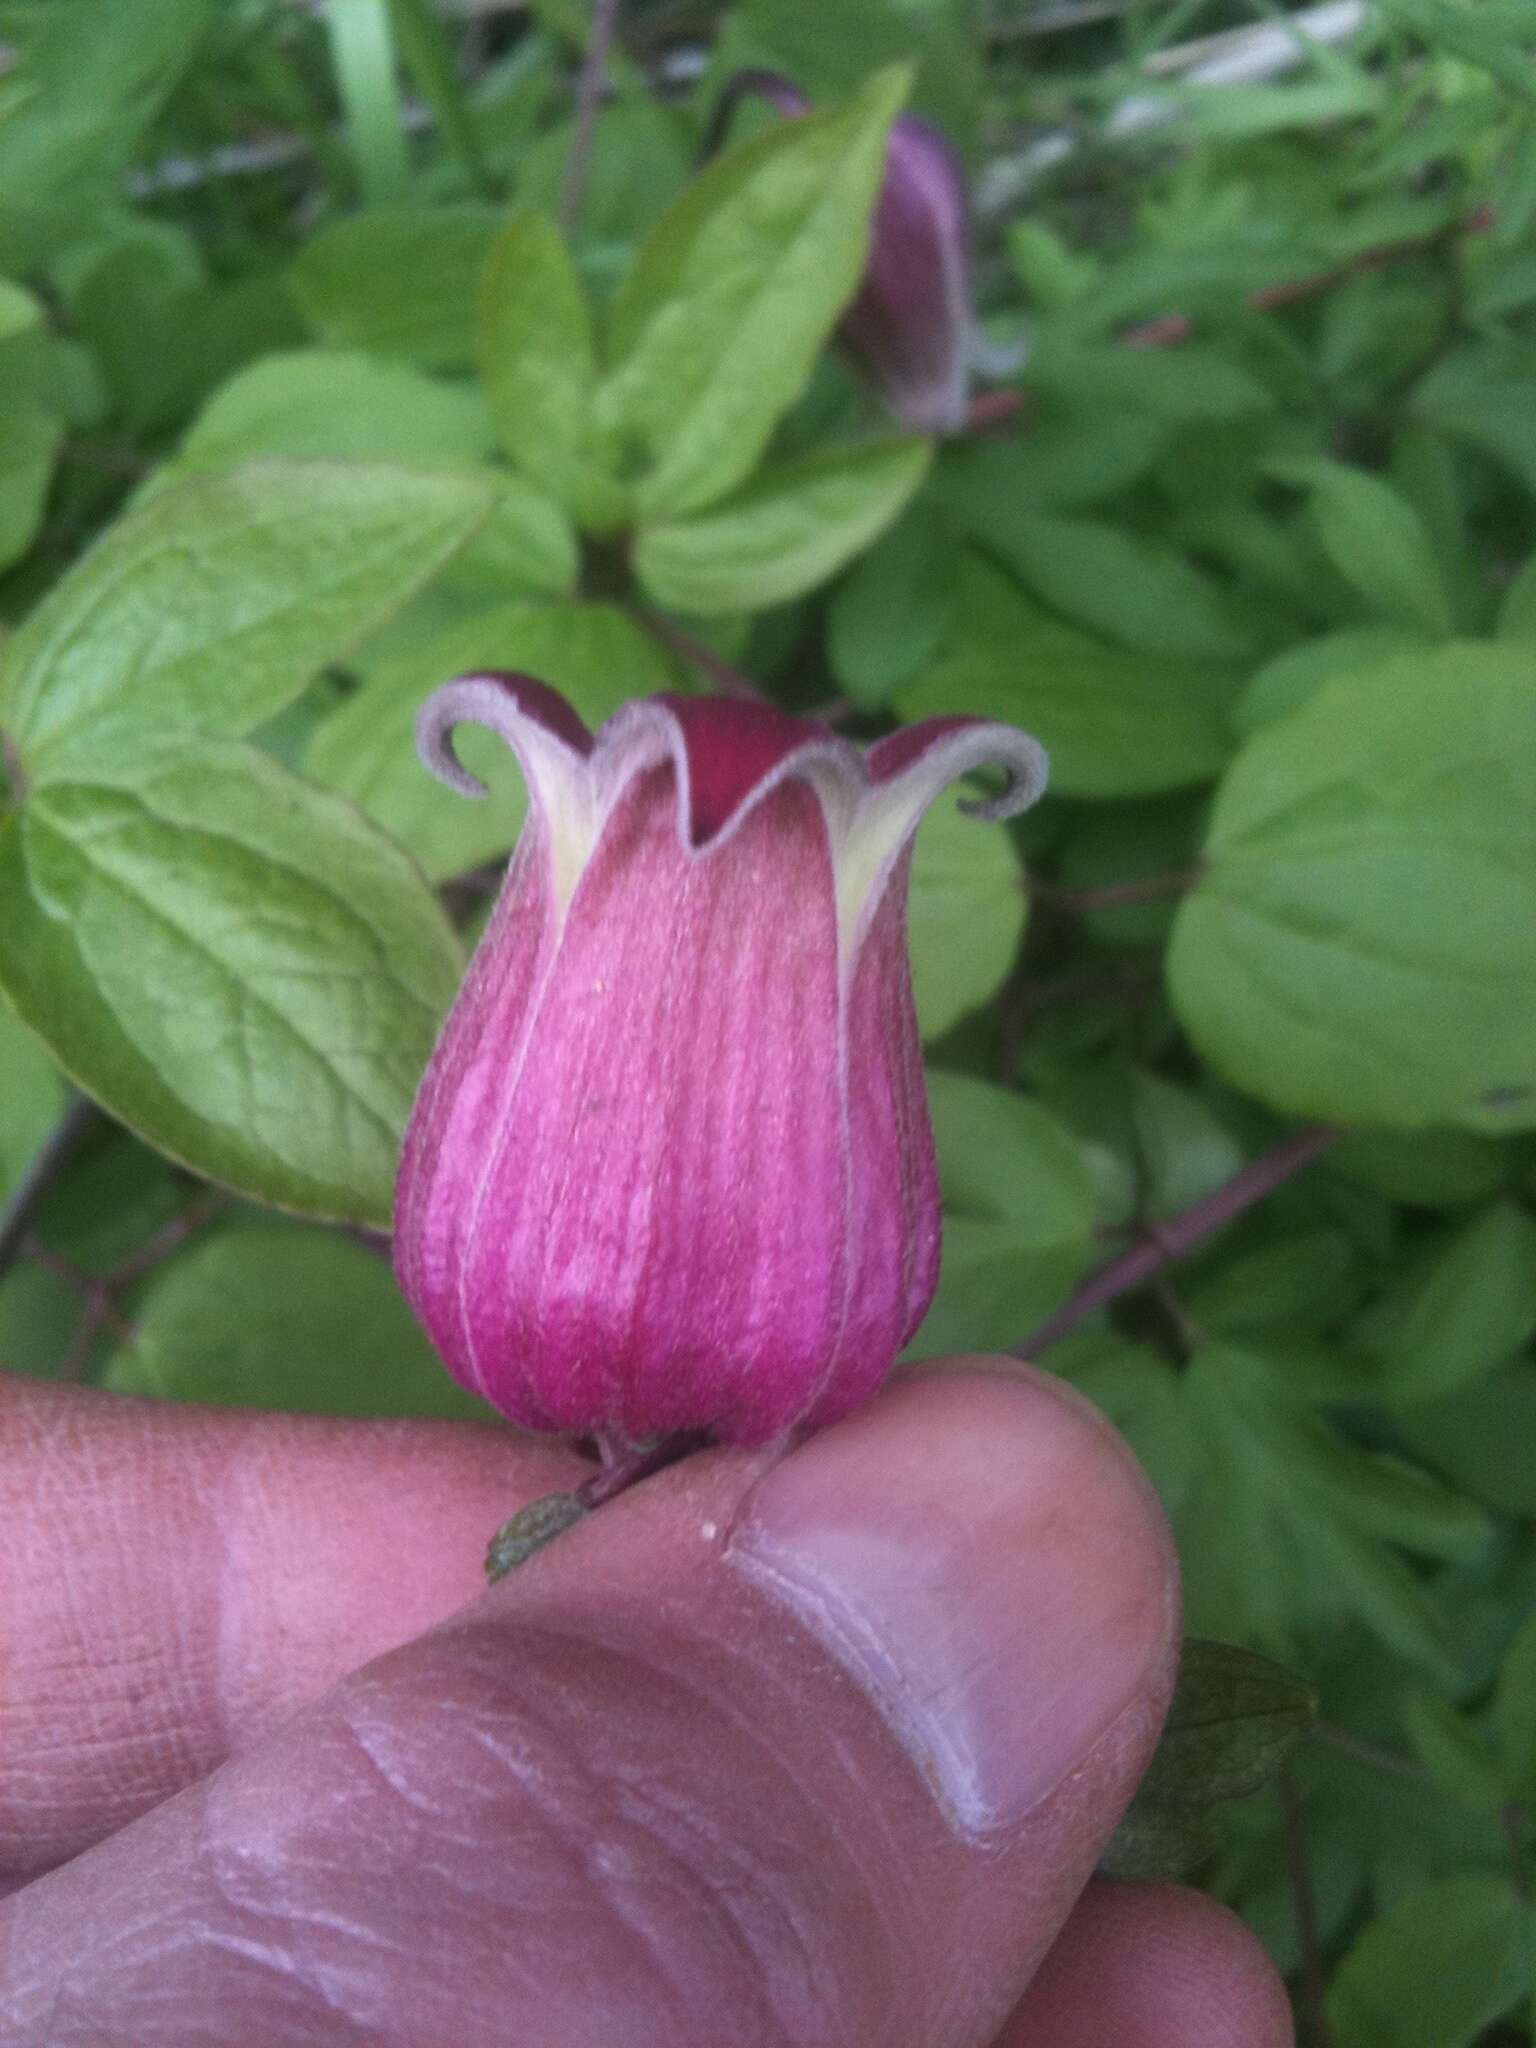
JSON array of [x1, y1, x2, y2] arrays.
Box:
[[477, 209, 630, 533], [633, 438, 930, 615], [1103, 1639, 1315, 1880]]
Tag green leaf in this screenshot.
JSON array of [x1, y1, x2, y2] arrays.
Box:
[[979, 508, 1257, 663], [1052, 1335, 1196, 1511], [1169, 645, 1536, 1132], [1328, 1126, 1512, 1208], [934, 411, 1171, 518], [827, 501, 960, 709], [0, 400, 62, 574], [1176, 1344, 1488, 1676], [634, 438, 930, 616], [1413, 341, 1536, 497], [1393, 1364, 1536, 1517], [437, 477, 579, 603], [0, 1005, 66, 1208], [1352, 1204, 1536, 1404], [910, 1074, 1098, 1357], [894, 555, 1232, 799], [289, 205, 500, 369], [1029, 336, 1276, 424], [1494, 1609, 1536, 1804], [477, 209, 630, 533], [1402, 1690, 1506, 1813], [305, 601, 677, 882], [0, 0, 212, 272], [1379, 0, 1536, 98], [600, 64, 908, 519], [1329, 1876, 1531, 2048], [106, 1222, 489, 1418], [2, 461, 494, 761], [906, 784, 1026, 1041], [0, 732, 463, 1224], [1186, 1231, 1364, 1341], [1500, 553, 1536, 641], [1103, 1640, 1315, 1880], [171, 350, 497, 472], [1232, 627, 1428, 736], [1266, 457, 1455, 639]]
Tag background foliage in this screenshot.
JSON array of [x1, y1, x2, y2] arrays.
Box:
[[2, 0, 1535, 2037]]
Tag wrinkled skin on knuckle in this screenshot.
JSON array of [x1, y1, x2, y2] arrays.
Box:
[[2, 1607, 931, 2048]]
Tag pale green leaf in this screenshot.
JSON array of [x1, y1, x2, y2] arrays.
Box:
[[477, 208, 629, 532], [289, 205, 500, 369], [600, 65, 907, 519], [907, 785, 1026, 1041], [0, 731, 463, 1223], [0, 401, 62, 574], [2, 461, 494, 759], [1169, 645, 1536, 1131], [634, 438, 930, 616], [1177, 1345, 1487, 1676], [171, 350, 496, 472]]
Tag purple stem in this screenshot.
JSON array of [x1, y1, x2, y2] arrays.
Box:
[[559, 0, 622, 233], [1015, 1124, 1339, 1358]]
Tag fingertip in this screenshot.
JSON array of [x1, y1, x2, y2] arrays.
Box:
[[999, 1881, 1296, 2047], [727, 1361, 1181, 1837]]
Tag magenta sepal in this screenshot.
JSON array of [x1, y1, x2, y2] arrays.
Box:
[[395, 678, 1046, 1445]]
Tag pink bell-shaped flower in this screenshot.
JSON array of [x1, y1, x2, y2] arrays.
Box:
[[394, 681, 1046, 1446]]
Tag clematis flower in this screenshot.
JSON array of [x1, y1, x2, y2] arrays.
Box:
[[712, 72, 1012, 436], [394, 680, 1046, 1447]]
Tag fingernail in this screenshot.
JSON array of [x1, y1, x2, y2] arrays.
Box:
[[726, 1367, 1177, 1837]]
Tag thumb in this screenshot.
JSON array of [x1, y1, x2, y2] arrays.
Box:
[[0, 1365, 1179, 2048]]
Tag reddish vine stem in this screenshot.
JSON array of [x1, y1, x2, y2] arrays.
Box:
[[558, 0, 623, 233], [580, 1430, 711, 1509], [1280, 1766, 1333, 2048], [23, 1190, 229, 1381], [965, 204, 1495, 434], [1026, 865, 1203, 913], [630, 605, 771, 703], [1015, 1123, 1338, 1358]]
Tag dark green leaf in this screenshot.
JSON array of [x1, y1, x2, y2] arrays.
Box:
[[107, 1222, 489, 1418], [895, 555, 1232, 798]]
